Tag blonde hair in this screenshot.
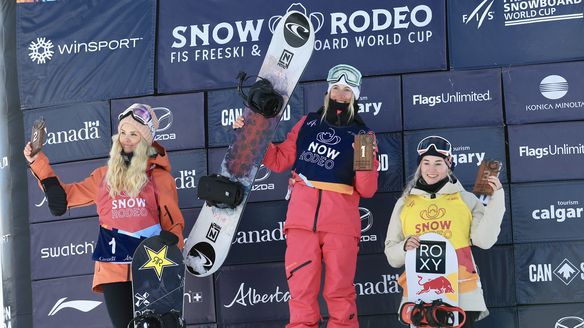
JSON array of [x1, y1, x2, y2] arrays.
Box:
[[106, 134, 158, 198], [321, 94, 355, 123], [401, 162, 455, 198]]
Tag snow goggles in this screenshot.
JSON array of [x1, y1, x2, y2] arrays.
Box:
[[417, 136, 452, 157], [326, 64, 362, 88], [118, 104, 153, 126]]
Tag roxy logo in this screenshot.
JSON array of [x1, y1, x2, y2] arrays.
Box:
[[462, 0, 495, 28], [44, 120, 101, 145], [540, 75, 569, 100], [48, 297, 101, 316]]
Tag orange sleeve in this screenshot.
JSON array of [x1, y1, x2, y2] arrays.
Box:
[[29, 152, 104, 209], [152, 169, 185, 249]]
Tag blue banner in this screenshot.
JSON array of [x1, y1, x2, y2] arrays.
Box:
[[358, 192, 400, 255], [303, 76, 402, 134], [473, 246, 516, 307], [30, 217, 97, 280], [403, 68, 503, 130], [404, 126, 508, 185], [503, 61, 584, 124], [508, 121, 584, 182], [32, 275, 108, 328], [27, 158, 107, 223], [448, 0, 584, 69], [511, 180, 584, 244], [23, 102, 111, 164], [376, 133, 404, 193], [17, 0, 155, 109], [158, 0, 446, 93], [207, 87, 303, 147], [518, 303, 584, 328], [167, 150, 207, 208], [183, 274, 216, 325], [111, 93, 206, 151], [475, 307, 517, 328], [515, 241, 584, 304], [353, 254, 403, 316]]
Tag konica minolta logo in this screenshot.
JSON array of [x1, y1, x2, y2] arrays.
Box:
[[28, 36, 143, 64]]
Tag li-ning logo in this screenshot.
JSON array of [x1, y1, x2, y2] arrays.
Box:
[[462, 0, 495, 28], [359, 207, 373, 233], [29, 37, 55, 64], [556, 316, 584, 328], [553, 258, 581, 285], [420, 204, 446, 220], [48, 297, 101, 316], [540, 75, 569, 100]]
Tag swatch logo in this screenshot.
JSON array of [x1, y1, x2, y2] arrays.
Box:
[[48, 297, 101, 316]]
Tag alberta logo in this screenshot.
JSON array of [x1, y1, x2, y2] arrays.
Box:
[[28, 37, 54, 64]]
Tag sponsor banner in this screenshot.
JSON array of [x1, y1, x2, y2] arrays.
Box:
[[404, 126, 508, 185], [354, 253, 403, 316], [303, 76, 402, 133], [17, 0, 155, 109], [504, 61, 584, 124], [167, 149, 207, 208], [207, 148, 289, 202], [158, 0, 446, 93], [206, 86, 303, 147], [463, 184, 513, 246], [111, 93, 205, 151], [182, 207, 202, 241], [403, 68, 503, 130], [30, 217, 97, 280], [32, 275, 108, 328], [27, 158, 107, 223], [225, 201, 288, 265], [473, 246, 516, 307], [448, 0, 584, 69], [376, 133, 403, 193], [183, 273, 216, 325], [357, 315, 401, 328], [215, 262, 290, 324], [518, 303, 584, 328], [358, 192, 400, 254], [508, 121, 584, 182], [475, 307, 518, 328], [22, 102, 111, 164], [515, 241, 584, 304], [511, 180, 584, 243]]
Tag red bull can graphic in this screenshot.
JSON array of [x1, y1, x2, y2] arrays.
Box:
[[417, 275, 455, 295]]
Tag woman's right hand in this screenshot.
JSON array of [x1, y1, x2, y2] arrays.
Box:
[[232, 116, 245, 129], [23, 142, 38, 164], [404, 235, 421, 251]]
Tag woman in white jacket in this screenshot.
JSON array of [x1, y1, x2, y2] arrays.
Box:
[[384, 135, 505, 327]]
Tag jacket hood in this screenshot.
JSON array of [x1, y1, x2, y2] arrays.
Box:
[[410, 179, 464, 196], [148, 142, 171, 173]]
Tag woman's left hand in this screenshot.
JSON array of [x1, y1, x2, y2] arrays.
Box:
[[487, 176, 502, 191]]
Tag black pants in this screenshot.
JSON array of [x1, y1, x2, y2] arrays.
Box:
[[102, 281, 134, 328], [461, 311, 481, 328]]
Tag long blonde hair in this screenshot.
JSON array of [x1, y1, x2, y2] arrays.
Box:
[[106, 135, 158, 198], [321, 94, 356, 123]]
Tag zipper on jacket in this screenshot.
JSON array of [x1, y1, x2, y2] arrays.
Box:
[[312, 189, 322, 232], [287, 260, 312, 280], [164, 205, 175, 225], [430, 193, 436, 199]]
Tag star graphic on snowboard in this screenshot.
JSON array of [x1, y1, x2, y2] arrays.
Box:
[[139, 245, 178, 281]]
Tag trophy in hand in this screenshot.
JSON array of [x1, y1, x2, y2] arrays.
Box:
[[30, 117, 46, 157], [353, 133, 375, 171], [472, 160, 501, 196]]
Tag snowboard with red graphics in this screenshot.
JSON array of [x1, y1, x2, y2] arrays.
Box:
[[405, 232, 459, 326], [183, 6, 315, 277]]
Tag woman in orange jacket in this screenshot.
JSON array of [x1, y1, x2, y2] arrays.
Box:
[[23, 103, 184, 328]]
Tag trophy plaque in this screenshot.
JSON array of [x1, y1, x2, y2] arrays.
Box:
[[30, 117, 46, 157], [353, 134, 375, 171], [472, 160, 501, 196]]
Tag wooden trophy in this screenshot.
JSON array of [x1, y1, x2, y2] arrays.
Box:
[[472, 160, 501, 196], [30, 117, 46, 157], [353, 134, 375, 171]]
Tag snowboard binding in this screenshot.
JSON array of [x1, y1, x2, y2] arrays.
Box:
[[197, 174, 244, 209], [398, 299, 466, 328], [127, 310, 184, 328], [236, 71, 284, 118]]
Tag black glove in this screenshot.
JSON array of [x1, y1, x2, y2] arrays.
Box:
[[159, 230, 179, 246], [41, 177, 68, 216]]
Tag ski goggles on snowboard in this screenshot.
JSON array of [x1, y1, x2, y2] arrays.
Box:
[[326, 64, 362, 87], [417, 135, 452, 157]]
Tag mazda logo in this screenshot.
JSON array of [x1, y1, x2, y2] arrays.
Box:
[[152, 107, 173, 132], [556, 316, 584, 328], [359, 207, 373, 233], [254, 165, 272, 182]]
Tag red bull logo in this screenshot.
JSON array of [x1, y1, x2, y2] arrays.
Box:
[[416, 275, 454, 295]]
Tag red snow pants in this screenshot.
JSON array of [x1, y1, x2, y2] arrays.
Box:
[[285, 228, 360, 328]]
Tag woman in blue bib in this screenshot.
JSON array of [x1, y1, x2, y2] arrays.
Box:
[[234, 64, 379, 327]]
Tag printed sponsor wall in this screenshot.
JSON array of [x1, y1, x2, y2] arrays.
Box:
[[16, 0, 584, 326]]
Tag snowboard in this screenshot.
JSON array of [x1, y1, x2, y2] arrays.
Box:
[[183, 6, 315, 277], [405, 232, 459, 326], [131, 233, 185, 327]]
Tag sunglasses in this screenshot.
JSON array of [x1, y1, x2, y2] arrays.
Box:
[[118, 104, 155, 137], [326, 64, 362, 88], [417, 136, 452, 157]]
